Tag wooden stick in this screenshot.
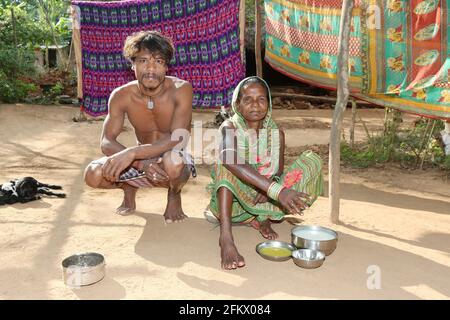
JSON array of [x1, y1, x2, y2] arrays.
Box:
[[239, 0, 246, 63], [270, 92, 372, 106], [45, 44, 49, 70], [255, 0, 263, 77], [65, 36, 74, 73], [420, 119, 437, 169], [357, 113, 371, 140], [329, 0, 354, 224], [11, 7, 18, 78], [72, 5, 83, 101], [350, 100, 357, 148], [416, 118, 432, 166]]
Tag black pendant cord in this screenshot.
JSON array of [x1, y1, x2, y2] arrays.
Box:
[[137, 83, 163, 110]]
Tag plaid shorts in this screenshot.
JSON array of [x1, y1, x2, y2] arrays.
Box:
[[93, 151, 196, 188]]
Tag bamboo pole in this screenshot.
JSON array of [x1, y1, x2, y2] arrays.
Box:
[[255, 0, 263, 77], [329, 0, 354, 224], [72, 6, 83, 101], [239, 0, 246, 63], [71, 5, 85, 121], [73, 31, 83, 101]]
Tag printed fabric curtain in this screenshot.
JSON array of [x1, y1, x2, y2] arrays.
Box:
[[264, 0, 450, 119], [72, 0, 246, 116]]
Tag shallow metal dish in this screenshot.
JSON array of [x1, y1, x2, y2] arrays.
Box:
[[291, 225, 338, 256], [62, 252, 105, 287], [256, 240, 296, 262], [292, 249, 325, 269]]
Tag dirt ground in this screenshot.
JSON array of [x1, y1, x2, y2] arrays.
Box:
[[0, 103, 449, 300]]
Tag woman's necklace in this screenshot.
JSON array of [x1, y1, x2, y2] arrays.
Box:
[[137, 82, 163, 110]]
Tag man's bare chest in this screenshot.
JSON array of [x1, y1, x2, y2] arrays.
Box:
[[126, 107, 173, 133]]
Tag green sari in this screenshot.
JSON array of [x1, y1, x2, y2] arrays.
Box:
[[207, 76, 324, 223]]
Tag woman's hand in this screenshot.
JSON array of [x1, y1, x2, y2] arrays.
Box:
[[102, 149, 136, 182], [278, 188, 311, 215], [253, 192, 269, 205]]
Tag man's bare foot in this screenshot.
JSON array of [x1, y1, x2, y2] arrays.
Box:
[[116, 184, 137, 216], [163, 191, 188, 223], [219, 239, 245, 270], [249, 219, 278, 240]]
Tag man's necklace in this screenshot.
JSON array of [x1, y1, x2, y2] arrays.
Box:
[[137, 83, 163, 110]]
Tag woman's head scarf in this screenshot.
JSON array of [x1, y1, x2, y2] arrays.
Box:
[[226, 76, 280, 177]]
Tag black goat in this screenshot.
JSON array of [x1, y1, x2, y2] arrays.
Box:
[[0, 177, 66, 205]]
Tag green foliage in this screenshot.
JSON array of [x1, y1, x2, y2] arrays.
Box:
[[0, 46, 36, 79], [440, 156, 450, 171], [0, 2, 49, 47], [341, 110, 449, 174], [341, 138, 389, 168], [245, 0, 256, 24], [54, 16, 72, 44], [49, 81, 64, 97], [244, 0, 267, 50], [32, 0, 72, 45], [0, 0, 71, 103], [0, 71, 36, 103]]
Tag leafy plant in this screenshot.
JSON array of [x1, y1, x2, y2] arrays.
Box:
[[0, 0, 71, 103], [0, 71, 37, 103], [341, 109, 449, 174], [49, 81, 64, 97]]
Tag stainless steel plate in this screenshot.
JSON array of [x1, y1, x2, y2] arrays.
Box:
[[255, 240, 296, 262]]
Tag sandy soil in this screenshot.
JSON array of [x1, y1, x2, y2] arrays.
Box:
[[0, 103, 449, 300]]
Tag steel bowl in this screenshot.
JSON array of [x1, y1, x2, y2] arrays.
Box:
[[292, 249, 325, 269], [256, 240, 296, 262], [291, 225, 338, 256], [62, 252, 105, 287]]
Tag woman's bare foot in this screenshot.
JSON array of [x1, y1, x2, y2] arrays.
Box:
[[250, 219, 278, 240], [219, 239, 245, 270], [163, 191, 188, 223], [116, 183, 137, 216]]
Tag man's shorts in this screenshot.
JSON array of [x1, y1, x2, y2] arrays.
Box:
[[92, 151, 196, 188]]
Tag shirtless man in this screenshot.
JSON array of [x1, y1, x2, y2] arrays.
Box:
[[84, 31, 194, 222]]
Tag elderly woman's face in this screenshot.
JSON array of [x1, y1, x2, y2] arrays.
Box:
[[238, 83, 269, 123]]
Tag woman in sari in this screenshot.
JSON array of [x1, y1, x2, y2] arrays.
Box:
[[206, 76, 324, 270]]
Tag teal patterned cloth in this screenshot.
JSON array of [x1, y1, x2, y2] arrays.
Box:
[[265, 0, 450, 119]]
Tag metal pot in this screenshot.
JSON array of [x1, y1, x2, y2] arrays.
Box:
[[62, 252, 105, 287], [292, 249, 325, 269], [291, 225, 338, 256]]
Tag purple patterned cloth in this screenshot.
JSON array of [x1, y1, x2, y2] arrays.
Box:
[[72, 0, 246, 116]]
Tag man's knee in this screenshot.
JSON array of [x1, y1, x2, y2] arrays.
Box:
[[162, 151, 186, 181], [84, 163, 104, 188]]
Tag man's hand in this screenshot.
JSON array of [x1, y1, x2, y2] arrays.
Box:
[[142, 157, 169, 183], [278, 189, 311, 215], [102, 149, 135, 182]]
